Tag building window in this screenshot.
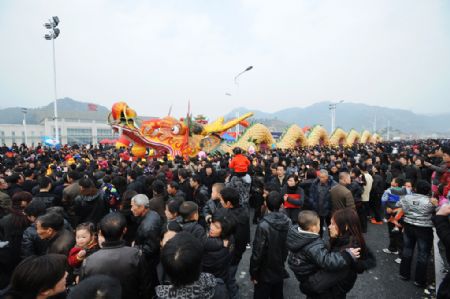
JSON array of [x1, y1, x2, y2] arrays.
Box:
[[22, 131, 25, 143], [11, 131, 16, 144], [0, 131, 4, 145], [67, 128, 92, 145], [97, 128, 118, 141]]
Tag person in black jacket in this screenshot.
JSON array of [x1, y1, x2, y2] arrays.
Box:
[[80, 213, 151, 299], [217, 187, 250, 299], [178, 201, 206, 243], [131, 194, 162, 264], [433, 204, 450, 299], [21, 199, 48, 258], [250, 191, 291, 299], [32, 176, 58, 208], [202, 214, 233, 283], [369, 166, 385, 224], [73, 177, 107, 226], [286, 210, 359, 298], [36, 212, 75, 256]]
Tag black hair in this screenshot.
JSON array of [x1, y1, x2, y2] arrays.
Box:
[[68, 170, 82, 181], [24, 200, 47, 218], [166, 199, 183, 215], [415, 180, 431, 195], [168, 181, 180, 190], [178, 169, 190, 180], [8, 254, 67, 298], [67, 275, 122, 299], [178, 201, 198, 220], [152, 179, 166, 195], [305, 168, 317, 179], [191, 175, 202, 185], [211, 215, 234, 239], [393, 177, 405, 187], [99, 212, 126, 242], [220, 187, 240, 208], [266, 191, 282, 212], [161, 232, 203, 287], [37, 212, 64, 230]]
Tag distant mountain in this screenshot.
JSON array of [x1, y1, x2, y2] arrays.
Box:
[[226, 102, 450, 134], [0, 98, 110, 124]]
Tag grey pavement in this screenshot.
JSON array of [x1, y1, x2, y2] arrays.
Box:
[[236, 216, 435, 299]]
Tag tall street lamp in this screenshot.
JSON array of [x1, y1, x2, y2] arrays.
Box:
[[234, 66, 253, 86], [329, 100, 344, 133], [233, 66, 253, 137], [44, 16, 60, 145], [21, 108, 28, 146]]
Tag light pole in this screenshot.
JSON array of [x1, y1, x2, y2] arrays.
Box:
[[234, 66, 253, 86], [21, 108, 28, 145], [329, 100, 344, 133], [233, 66, 253, 138], [44, 16, 60, 145]]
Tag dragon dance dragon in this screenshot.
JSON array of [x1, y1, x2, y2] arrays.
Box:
[[108, 102, 382, 159]]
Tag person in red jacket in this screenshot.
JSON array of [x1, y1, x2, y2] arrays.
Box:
[[229, 147, 250, 176], [68, 222, 99, 271]]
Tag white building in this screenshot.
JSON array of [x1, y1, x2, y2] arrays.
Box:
[[0, 118, 117, 146]]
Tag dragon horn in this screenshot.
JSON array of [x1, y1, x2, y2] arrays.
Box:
[[202, 112, 253, 134]]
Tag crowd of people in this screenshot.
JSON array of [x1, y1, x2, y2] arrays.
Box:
[[0, 139, 449, 299]]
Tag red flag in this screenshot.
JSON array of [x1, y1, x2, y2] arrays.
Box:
[[88, 103, 98, 111]]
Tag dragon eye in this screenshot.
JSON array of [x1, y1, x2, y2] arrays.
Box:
[[171, 125, 180, 135]]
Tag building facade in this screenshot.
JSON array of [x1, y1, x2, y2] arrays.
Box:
[[0, 118, 117, 146]]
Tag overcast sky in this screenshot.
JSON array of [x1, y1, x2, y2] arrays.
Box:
[[1, 0, 449, 119]]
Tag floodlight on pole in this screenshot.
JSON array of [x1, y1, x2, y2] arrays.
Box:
[[21, 108, 28, 146], [329, 100, 344, 133], [43, 16, 61, 145]]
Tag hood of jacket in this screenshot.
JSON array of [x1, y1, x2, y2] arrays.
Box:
[[156, 272, 217, 299], [77, 190, 102, 202], [262, 212, 291, 232], [286, 225, 320, 252]]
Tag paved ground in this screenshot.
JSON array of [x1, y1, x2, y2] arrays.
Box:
[[236, 216, 436, 299]]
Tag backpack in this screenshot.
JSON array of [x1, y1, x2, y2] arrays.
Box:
[[102, 183, 120, 211]]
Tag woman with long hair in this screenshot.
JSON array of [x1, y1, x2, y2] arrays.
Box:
[[0, 191, 32, 288], [327, 208, 376, 297]]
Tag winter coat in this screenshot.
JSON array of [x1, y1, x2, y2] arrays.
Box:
[[397, 193, 435, 227], [280, 185, 305, 209], [134, 210, 162, 265], [330, 184, 355, 213], [203, 199, 222, 219], [286, 225, 353, 282], [433, 215, 450, 299], [81, 240, 151, 299], [250, 212, 291, 283], [193, 185, 209, 213], [347, 181, 363, 204], [181, 220, 206, 244], [74, 190, 107, 225], [226, 175, 251, 208], [309, 177, 337, 216], [155, 272, 228, 299], [32, 191, 58, 208], [46, 228, 75, 256], [149, 193, 166, 221], [21, 223, 47, 258], [299, 179, 315, 210], [202, 237, 232, 282], [229, 154, 250, 174], [215, 207, 250, 265]]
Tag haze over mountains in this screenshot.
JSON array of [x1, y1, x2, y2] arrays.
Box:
[[0, 98, 448, 134]]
